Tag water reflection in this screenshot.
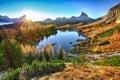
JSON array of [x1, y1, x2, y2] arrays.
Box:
[[37, 30, 86, 52]]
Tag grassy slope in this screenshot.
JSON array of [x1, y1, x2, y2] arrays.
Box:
[[77, 19, 120, 53], [49, 64, 120, 80]]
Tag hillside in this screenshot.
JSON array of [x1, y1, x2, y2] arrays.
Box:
[[0, 2, 120, 80], [76, 3, 120, 53]]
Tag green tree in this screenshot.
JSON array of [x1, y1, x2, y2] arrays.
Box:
[[0, 39, 24, 70], [25, 52, 35, 64], [58, 45, 63, 59], [42, 49, 50, 61]]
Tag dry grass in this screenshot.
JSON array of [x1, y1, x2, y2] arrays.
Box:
[[49, 64, 120, 80], [76, 17, 120, 53]]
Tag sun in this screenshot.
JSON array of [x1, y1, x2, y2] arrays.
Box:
[[18, 9, 57, 21], [25, 15, 31, 20], [24, 15, 32, 21], [21, 9, 39, 21]]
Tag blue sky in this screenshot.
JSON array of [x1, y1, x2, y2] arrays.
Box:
[[0, 0, 120, 21]]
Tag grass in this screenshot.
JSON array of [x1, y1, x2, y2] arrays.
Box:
[[98, 40, 110, 46], [96, 26, 120, 38], [93, 56, 120, 66]]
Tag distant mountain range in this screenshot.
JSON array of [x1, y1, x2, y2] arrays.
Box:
[[1, 2, 120, 27], [0, 12, 102, 26], [42, 12, 101, 26], [0, 15, 24, 23]]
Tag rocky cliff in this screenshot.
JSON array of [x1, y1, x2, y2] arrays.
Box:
[[106, 3, 120, 23]]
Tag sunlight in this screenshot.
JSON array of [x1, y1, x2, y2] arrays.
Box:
[[22, 9, 39, 21], [20, 14, 40, 28], [25, 15, 31, 21], [9, 9, 57, 21], [17, 9, 57, 21], [116, 19, 120, 23]]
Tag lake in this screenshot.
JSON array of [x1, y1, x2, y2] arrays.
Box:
[[0, 22, 14, 26], [37, 30, 86, 52]]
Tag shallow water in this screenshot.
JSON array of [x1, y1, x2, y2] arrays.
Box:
[[37, 30, 86, 52], [0, 22, 13, 26]]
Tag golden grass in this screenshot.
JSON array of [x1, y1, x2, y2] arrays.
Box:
[[49, 64, 120, 80]]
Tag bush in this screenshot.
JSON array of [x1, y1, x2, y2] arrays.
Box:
[[98, 40, 110, 46], [1, 60, 66, 80], [71, 53, 86, 65], [70, 48, 77, 53], [50, 59, 70, 63], [1, 68, 22, 80]]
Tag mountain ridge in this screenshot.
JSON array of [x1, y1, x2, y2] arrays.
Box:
[[42, 12, 100, 26], [0, 15, 24, 23]]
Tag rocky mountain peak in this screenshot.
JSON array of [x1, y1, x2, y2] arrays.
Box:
[[0, 15, 10, 22], [106, 3, 120, 23], [80, 12, 88, 17], [20, 15, 27, 19], [43, 18, 53, 23]]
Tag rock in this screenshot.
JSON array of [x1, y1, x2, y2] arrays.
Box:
[[38, 76, 49, 80], [0, 71, 6, 79], [106, 3, 120, 23]]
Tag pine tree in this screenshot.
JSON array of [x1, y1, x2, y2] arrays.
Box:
[[0, 39, 24, 69], [26, 52, 35, 64], [42, 48, 50, 62], [58, 45, 63, 59]]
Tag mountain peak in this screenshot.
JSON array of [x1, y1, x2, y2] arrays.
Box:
[[106, 3, 120, 23], [20, 15, 26, 19], [80, 12, 88, 17], [43, 18, 53, 23]]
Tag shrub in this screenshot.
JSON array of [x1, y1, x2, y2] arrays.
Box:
[[1, 68, 22, 80], [70, 48, 77, 53], [71, 53, 86, 65], [2, 60, 66, 80], [50, 59, 70, 63], [71, 58, 81, 65]]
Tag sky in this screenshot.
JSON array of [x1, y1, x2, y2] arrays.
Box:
[[0, 0, 120, 21]]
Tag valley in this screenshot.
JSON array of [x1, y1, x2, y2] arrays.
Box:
[[0, 1, 120, 80]]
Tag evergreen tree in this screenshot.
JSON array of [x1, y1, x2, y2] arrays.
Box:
[[58, 45, 63, 59], [0, 39, 24, 69], [25, 52, 35, 64], [42, 48, 50, 62]]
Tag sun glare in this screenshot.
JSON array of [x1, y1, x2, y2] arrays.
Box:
[[20, 10, 41, 27], [21, 9, 41, 21], [18, 9, 57, 21], [25, 15, 31, 20], [10, 9, 57, 21]]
